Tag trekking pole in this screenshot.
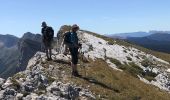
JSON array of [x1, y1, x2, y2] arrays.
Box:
[[79, 46, 86, 76]]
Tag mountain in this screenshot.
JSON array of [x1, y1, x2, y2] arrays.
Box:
[[0, 32, 42, 79], [0, 34, 19, 48], [127, 33, 170, 53], [17, 32, 42, 71], [0, 35, 19, 78], [0, 26, 170, 99], [108, 31, 152, 39]]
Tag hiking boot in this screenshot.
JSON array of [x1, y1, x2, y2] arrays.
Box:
[[72, 71, 81, 77], [47, 58, 52, 61]]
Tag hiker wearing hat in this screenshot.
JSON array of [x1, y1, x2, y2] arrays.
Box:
[[64, 24, 81, 77], [41, 21, 54, 61]]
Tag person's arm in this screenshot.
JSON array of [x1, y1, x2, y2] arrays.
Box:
[[41, 28, 44, 35]]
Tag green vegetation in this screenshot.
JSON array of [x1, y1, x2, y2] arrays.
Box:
[[88, 44, 93, 51], [107, 57, 157, 82], [141, 59, 151, 67], [69, 59, 170, 100], [126, 56, 132, 61], [11, 78, 21, 91], [22, 91, 30, 97], [37, 83, 47, 92], [117, 62, 143, 78], [123, 50, 127, 53], [108, 58, 122, 66], [142, 69, 158, 82], [13, 73, 26, 79], [47, 76, 56, 84]]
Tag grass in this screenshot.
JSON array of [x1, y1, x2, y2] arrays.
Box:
[[47, 76, 56, 84], [108, 58, 122, 66], [107, 58, 156, 81], [11, 77, 21, 91], [68, 59, 170, 100], [141, 58, 152, 67], [13, 73, 26, 79], [142, 70, 157, 82]]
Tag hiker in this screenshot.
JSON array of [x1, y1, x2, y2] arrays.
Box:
[[64, 24, 82, 77], [41, 21, 54, 61]]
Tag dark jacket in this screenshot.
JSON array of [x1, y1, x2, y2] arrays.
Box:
[[64, 32, 79, 48], [41, 26, 54, 42]]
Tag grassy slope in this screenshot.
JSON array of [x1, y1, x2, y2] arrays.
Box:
[[45, 59, 170, 100], [71, 60, 170, 100]]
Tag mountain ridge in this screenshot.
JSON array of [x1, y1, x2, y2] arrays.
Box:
[[0, 27, 170, 99], [0, 32, 42, 79]]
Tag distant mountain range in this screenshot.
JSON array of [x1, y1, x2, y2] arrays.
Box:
[[0, 32, 42, 78], [108, 31, 170, 39], [107, 31, 152, 39], [107, 31, 170, 54], [126, 33, 170, 53]]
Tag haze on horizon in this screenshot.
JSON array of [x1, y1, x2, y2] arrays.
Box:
[[0, 0, 170, 37]]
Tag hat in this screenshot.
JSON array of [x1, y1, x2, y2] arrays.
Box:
[[72, 24, 79, 30], [41, 21, 47, 27]]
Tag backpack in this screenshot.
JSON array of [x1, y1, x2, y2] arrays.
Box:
[[64, 32, 71, 44], [64, 32, 78, 48], [43, 27, 54, 41]]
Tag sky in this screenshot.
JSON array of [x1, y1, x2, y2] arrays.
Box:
[[0, 0, 170, 37]]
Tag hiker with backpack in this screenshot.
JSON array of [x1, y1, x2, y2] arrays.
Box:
[[64, 24, 82, 77], [41, 22, 54, 61]]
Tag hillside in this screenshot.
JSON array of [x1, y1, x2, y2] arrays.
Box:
[[0, 28, 170, 99], [0, 33, 42, 79], [126, 33, 170, 54], [0, 35, 19, 78]]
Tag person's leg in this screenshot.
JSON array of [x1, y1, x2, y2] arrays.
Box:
[[46, 41, 52, 60], [74, 48, 79, 74], [49, 48, 52, 60], [71, 48, 80, 76], [49, 41, 53, 60], [45, 47, 49, 59]]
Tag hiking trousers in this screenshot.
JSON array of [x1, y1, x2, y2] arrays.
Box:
[[69, 47, 78, 64]]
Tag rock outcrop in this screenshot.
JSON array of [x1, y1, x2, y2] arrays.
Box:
[[0, 51, 95, 99]]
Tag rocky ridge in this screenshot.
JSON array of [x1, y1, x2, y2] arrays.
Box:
[[0, 51, 95, 100], [0, 29, 170, 99]]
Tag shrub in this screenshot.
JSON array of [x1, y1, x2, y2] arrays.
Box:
[[47, 76, 55, 84], [142, 70, 157, 82], [11, 78, 21, 91], [127, 62, 143, 77], [88, 45, 93, 51], [22, 91, 30, 97], [123, 50, 127, 53], [13, 73, 26, 79], [135, 56, 140, 59], [119, 64, 127, 70], [108, 58, 122, 66], [141, 59, 152, 67], [126, 57, 132, 61], [108, 41, 114, 45]]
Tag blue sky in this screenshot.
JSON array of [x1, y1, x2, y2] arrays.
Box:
[[0, 0, 170, 37]]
